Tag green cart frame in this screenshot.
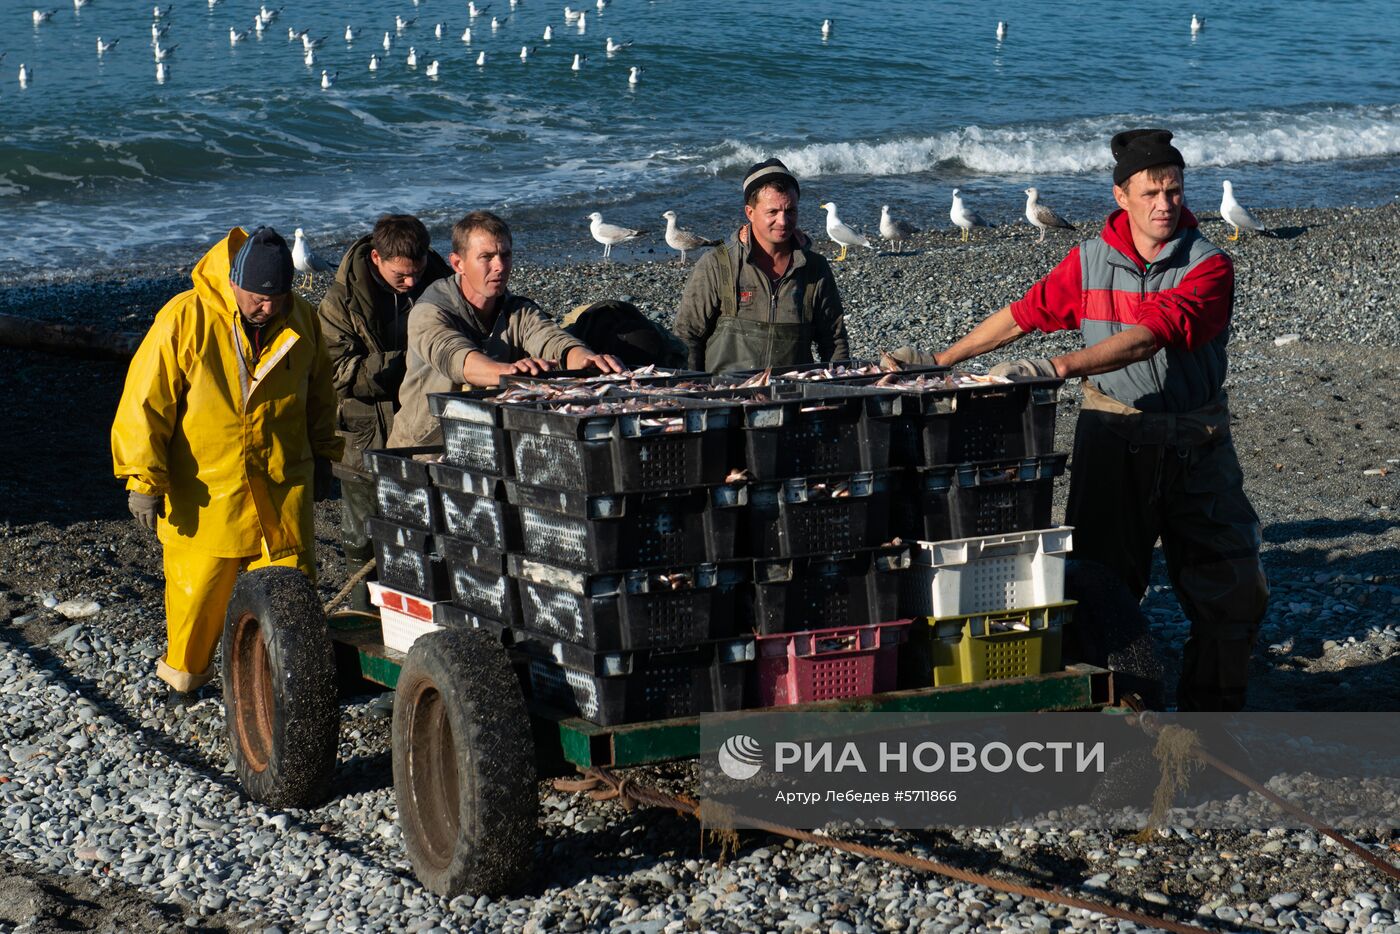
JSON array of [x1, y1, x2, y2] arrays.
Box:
[[218, 567, 1114, 899]]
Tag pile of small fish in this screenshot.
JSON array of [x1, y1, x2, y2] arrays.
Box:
[[803, 480, 854, 499], [495, 383, 622, 404], [644, 571, 695, 591], [551, 396, 689, 432], [560, 364, 682, 382], [780, 363, 890, 381], [870, 372, 1011, 389]]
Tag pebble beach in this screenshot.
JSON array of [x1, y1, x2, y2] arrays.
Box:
[[0, 202, 1398, 933]]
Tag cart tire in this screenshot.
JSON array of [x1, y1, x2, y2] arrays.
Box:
[[1065, 559, 1167, 710], [221, 566, 339, 809], [393, 629, 537, 897]]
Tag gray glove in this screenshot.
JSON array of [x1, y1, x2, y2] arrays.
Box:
[[884, 346, 940, 367], [989, 358, 1059, 380], [128, 491, 162, 533]]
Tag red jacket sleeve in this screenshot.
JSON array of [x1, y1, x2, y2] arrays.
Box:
[[1133, 252, 1233, 351], [1009, 247, 1083, 334]]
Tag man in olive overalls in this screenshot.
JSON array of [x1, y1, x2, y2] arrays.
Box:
[[672, 159, 850, 373]]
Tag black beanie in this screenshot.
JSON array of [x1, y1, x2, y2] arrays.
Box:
[[743, 158, 799, 202], [231, 226, 294, 295], [1110, 129, 1185, 186]]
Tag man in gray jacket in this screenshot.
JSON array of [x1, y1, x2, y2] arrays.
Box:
[[388, 211, 623, 449], [671, 159, 849, 373]]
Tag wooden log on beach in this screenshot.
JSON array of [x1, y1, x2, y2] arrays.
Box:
[[0, 313, 141, 361]]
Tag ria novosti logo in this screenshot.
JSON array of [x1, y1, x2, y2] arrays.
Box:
[[717, 734, 763, 780]]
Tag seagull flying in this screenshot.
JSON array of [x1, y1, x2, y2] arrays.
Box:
[[996, 20, 1007, 41], [96, 36, 119, 54], [1191, 13, 1204, 35], [320, 69, 337, 88], [588, 212, 644, 260], [1023, 187, 1075, 243], [628, 65, 640, 85], [879, 205, 919, 252], [950, 188, 990, 242], [818, 202, 871, 261], [32, 9, 56, 25], [821, 18, 832, 39], [1220, 180, 1265, 240], [292, 229, 333, 288], [661, 210, 719, 264]]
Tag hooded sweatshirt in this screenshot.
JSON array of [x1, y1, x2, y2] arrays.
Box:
[[1009, 208, 1234, 413]]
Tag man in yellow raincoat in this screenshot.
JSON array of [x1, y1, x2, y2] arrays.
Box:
[[112, 226, 343, 697]]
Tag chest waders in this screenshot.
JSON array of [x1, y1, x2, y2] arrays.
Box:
[[704, 243, 818, 374]]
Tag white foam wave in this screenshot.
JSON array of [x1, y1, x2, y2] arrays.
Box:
[[706, 105, 1400, 180]]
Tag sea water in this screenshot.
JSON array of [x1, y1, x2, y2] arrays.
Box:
[[1, 0, 1397, 272]]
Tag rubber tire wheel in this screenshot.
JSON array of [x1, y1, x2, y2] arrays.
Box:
[[222, 566, 340, 809], [392, 629, 538, 898], [1064, 559, 1168, 710]]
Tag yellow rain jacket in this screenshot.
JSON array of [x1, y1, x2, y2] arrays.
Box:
[[112, 227, 343, 559]]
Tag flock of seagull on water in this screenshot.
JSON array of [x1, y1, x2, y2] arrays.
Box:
[[18, 3, 1266, 260], [581, 177, 1266, 265], [17, 0, 646, 89]]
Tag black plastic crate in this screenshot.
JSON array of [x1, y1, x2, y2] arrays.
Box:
[[364, 447, 442, 531], [427, 461, 522, 550], [434, 602, 512, 641], [502, 397, 737, 493], [428, 389, 513, 476], [508, 554, 749, 651], [365, 517, 451, 601], [517, 636, 753, 726], [439, 536, 523, 626], [652, 382, 900, 479], [895, 453, 1068, 542], [506, 481, 746, 570], [845, 373, 1061, 466], [747, 471, 896, 558], [751, 545, 911, 635]]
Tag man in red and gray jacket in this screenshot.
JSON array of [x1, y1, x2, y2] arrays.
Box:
[[899, 129, 1269, 711]]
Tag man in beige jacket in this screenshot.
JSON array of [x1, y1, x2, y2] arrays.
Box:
[[388, 211, 623, 448]]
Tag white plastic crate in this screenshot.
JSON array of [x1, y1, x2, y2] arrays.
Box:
[[368, 581, 444, 653], [901, 526, 1072, 618]]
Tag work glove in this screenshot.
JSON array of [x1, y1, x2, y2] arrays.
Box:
[[128, 491, 162, 533], [883, 346, 940, 367], [989, 358, 1059, 380], [314, 457, 334, 502]]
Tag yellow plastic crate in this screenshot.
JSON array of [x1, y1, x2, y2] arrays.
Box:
[[919, 601, 1073, 686]]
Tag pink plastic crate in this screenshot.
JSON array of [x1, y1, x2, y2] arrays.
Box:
[[754, 620, 912, 707]]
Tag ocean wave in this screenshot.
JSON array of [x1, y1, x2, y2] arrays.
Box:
[[705, 105, 1400, 179]]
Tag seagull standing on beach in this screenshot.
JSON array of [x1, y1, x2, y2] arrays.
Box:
[[879, 205, 919, 252], [950, 189, 990, 242], [1023, 187, 1075, 243], [588, 212, 645, 261], [661, 210, 719, 263], [818, 202, 871, 261], [1220, 180, 1265, 240], [292, 229, 333, 288]]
